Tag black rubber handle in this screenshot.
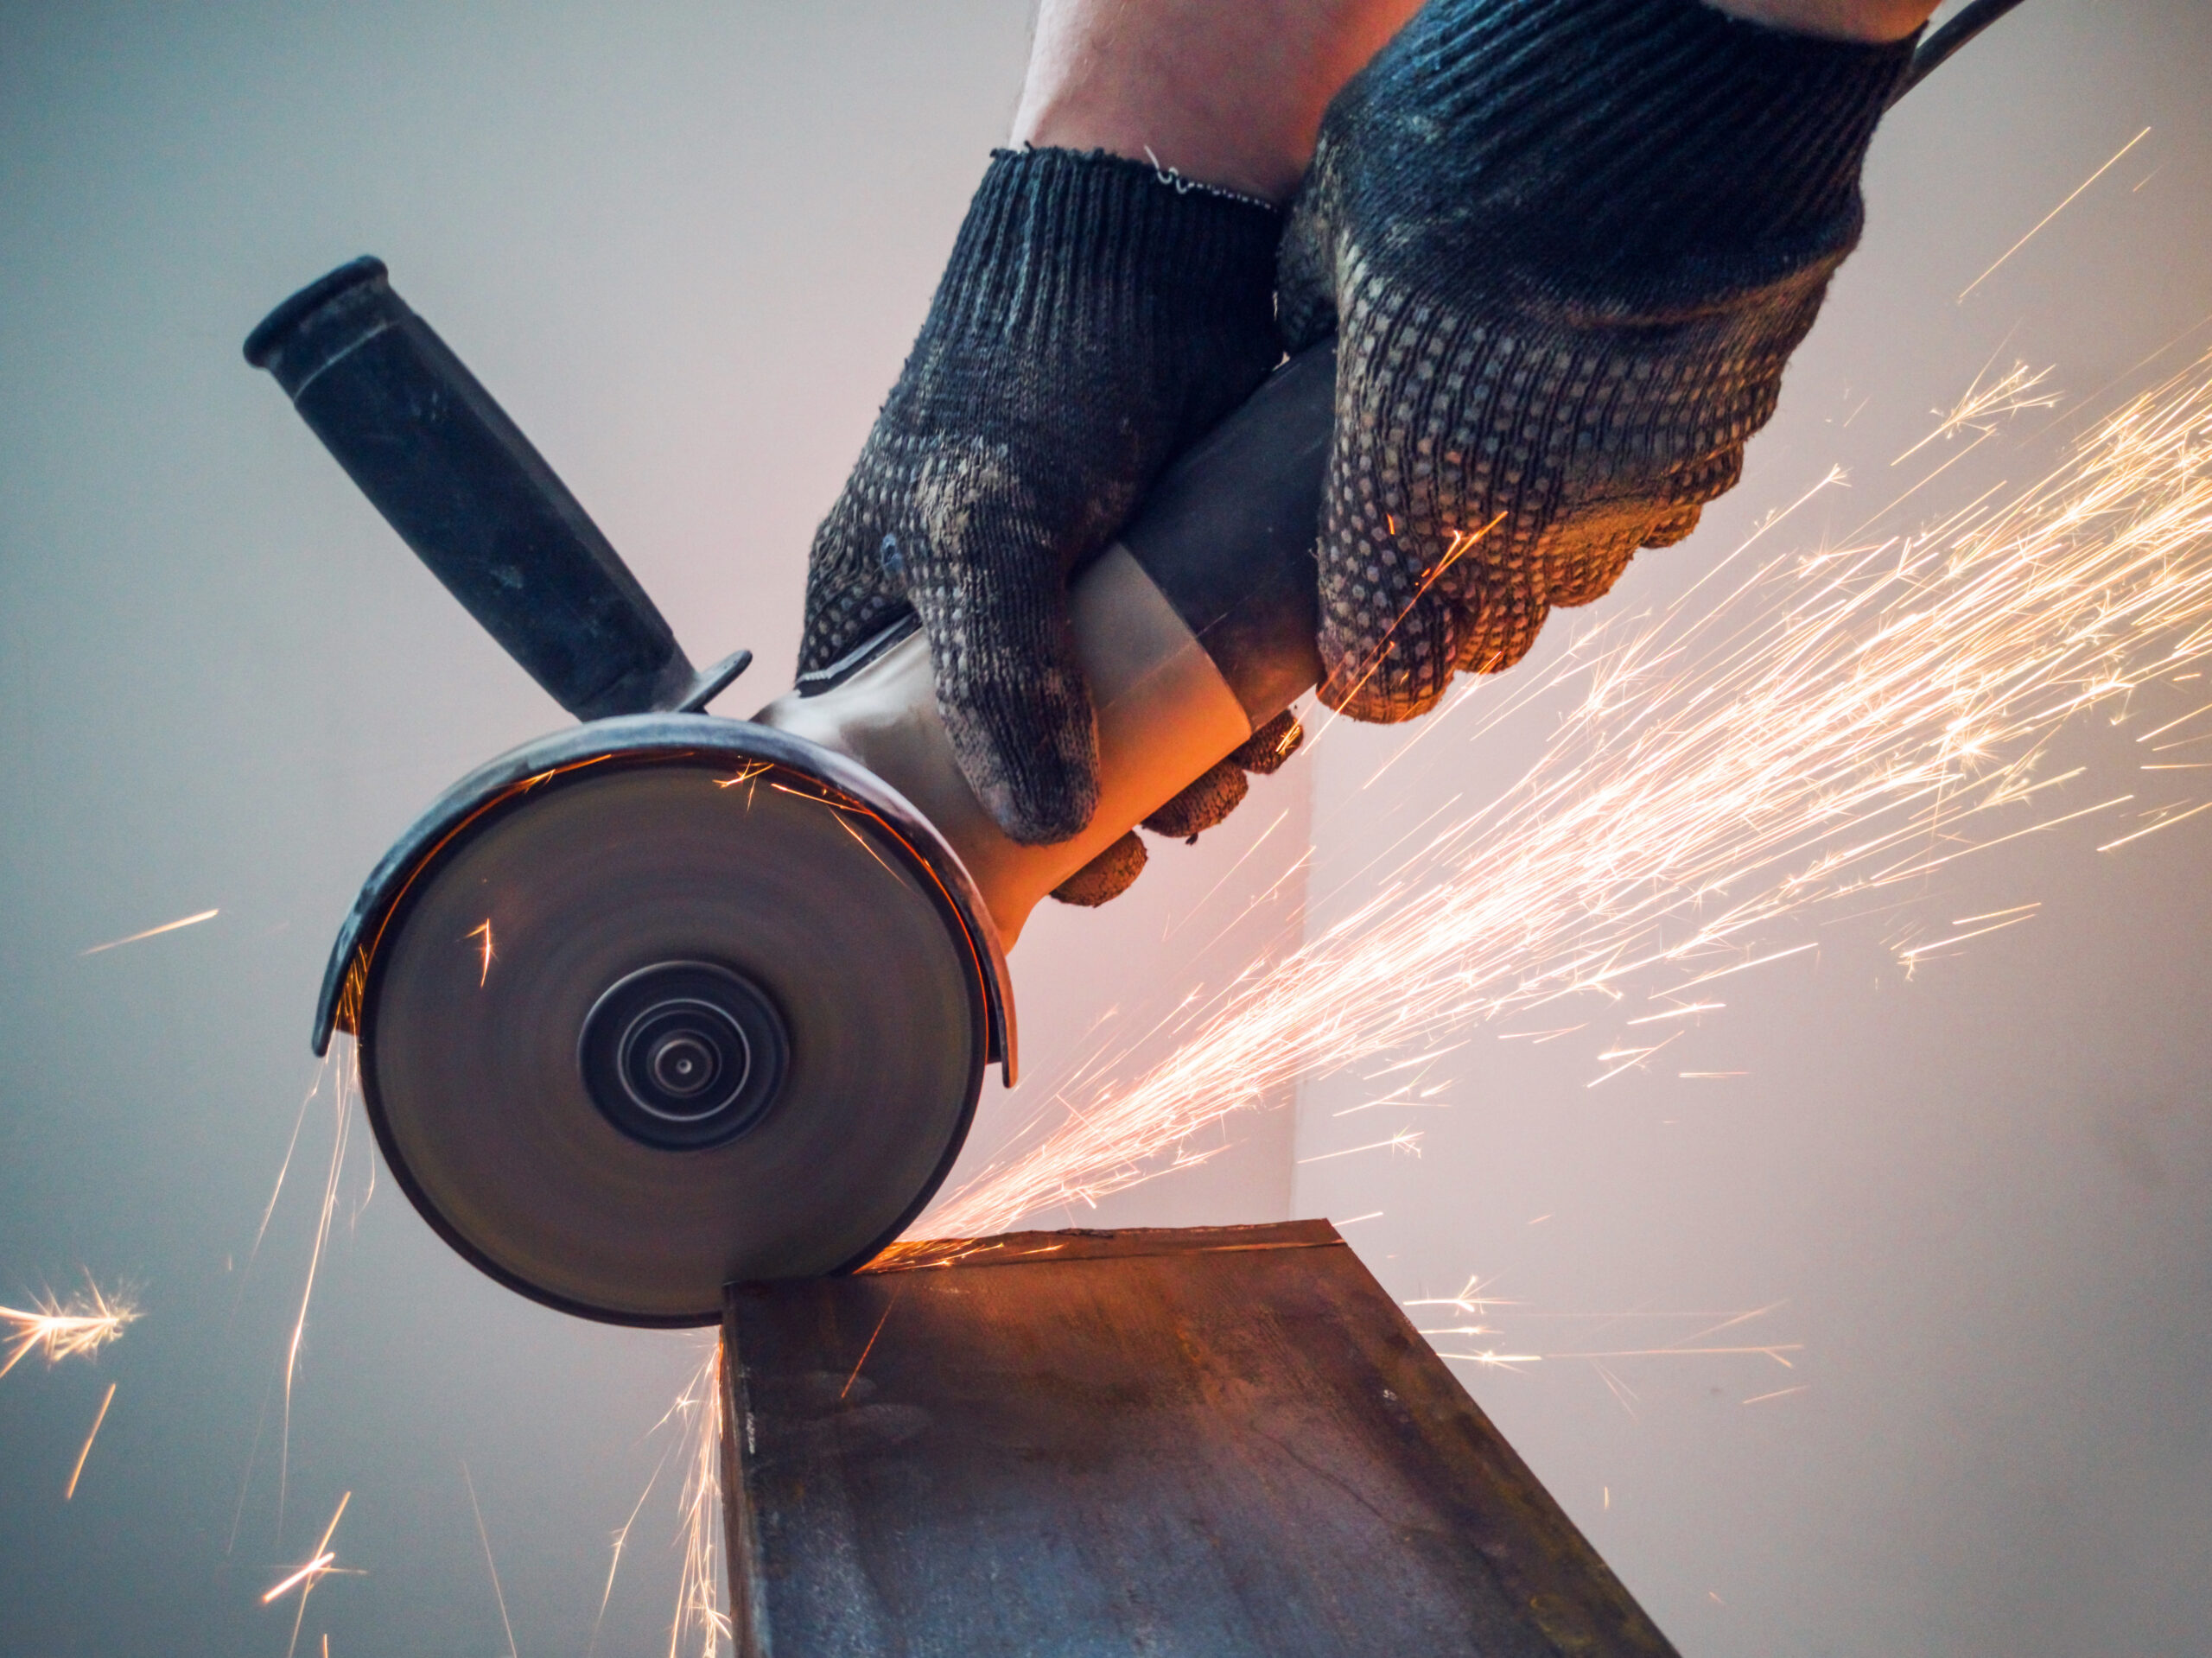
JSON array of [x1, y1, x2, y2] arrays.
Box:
[[245, 257, 696, 721]]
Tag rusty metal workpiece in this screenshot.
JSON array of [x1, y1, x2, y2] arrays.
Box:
[[721, 1220, 1677, 1656]]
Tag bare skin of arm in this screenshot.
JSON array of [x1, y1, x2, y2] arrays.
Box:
[[1011, 0, 1426, 203], [1011, 0, 1940, 203]]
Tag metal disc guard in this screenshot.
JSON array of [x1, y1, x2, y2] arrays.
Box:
[[320, 715, 1011, 1326]]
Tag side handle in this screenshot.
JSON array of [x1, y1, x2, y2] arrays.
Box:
[[245, 257, 745, 720]]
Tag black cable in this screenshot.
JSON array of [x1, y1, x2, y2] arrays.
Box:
[[1891, 0, 2033, 105]]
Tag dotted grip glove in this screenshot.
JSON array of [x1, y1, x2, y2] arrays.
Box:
[[1278, 0, 1916, 720], [801, 147, 1284, 857]]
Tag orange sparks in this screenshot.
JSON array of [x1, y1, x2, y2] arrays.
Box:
[[276, 1043, 365, 1524], [925, 354, 2212, 1238], [462, 1466, 518, 1658], [466, 919, 495, 987], [840, 1291, 903, 1402], [1959, 128, 2152, 302], [1742, 1385, 1812, 1406], [79, 907, 219, 956], [264, 1491, 352, 1604], [1294, 1129, 1424, 1166], [265, 1490, 355, 1658], [1, 1282, 137, 1378], [63, 1382, 117, 1500], [590, 1344, 728, 1658], [263, 1553, 337, 1604], [669, 1347, 730, 1658]]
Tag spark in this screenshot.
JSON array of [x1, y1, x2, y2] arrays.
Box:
[[263, 1555, 335, 1604], [2130, 695, 2212, 742], [924, 354, 2212, 1238], [1328, 514, 1507, 710], [1294, 1129, 1423, 1166], [1950, 902, 2040, 924], [265, 1490, 353, 1658], [1893, 361, 2058, 466], [831, 811, 903, 881], [1363, 1043, 1467, 1078], [1163, 807, 1293, 940], [462, 1464, 518, 1658], [1403, 1276, 1515, 1316], [1433, 1350, 1545, 1369], [1588, 1032, 1681, 1087], [79, 906, 219, 955], [667, 1347, 730, 1658], [591, 1344, 728, 1658], [1742, 1385, 1812, 1406], [2097, 796, 2212, 851], [280, 1044, 362, 1523], [1893, 910, 2039, 962], [1430, 1343, 1803, 1367], [1623, 1002, 1725, 1026], [63, 1382, 117, 1500], [1674, 943, 1819, 990], [1541, 1344, 1802, 1365], [466, 919, 495, 986], [1959, 128, 2152, 302], [1423, 1296, 1802, 1393], [840, 1290, 903, 1402], [1593, 1363, 1640, 1418], [591, 1464, 666, 1653], [228, 1048, 367, 1555], [1, 1281, 137, 1378]]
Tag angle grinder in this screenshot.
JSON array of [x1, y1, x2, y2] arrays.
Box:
[[243, 1, 2017, 1329], [246, 257, 1330, 1325]]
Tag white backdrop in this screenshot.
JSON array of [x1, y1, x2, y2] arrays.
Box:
[[0, 3, 2204, 1654]]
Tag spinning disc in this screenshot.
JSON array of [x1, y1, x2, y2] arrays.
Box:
[[356, 746, 988, 1324]]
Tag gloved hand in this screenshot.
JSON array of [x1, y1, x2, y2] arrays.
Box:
[[802, 146, 1284, 847], [1278, 0, 1916, 720], [1050, 709, 1306, 906]]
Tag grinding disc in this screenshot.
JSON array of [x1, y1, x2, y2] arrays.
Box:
[[356, 749, 988, 1324]]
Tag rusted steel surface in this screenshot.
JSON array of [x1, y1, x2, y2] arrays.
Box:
[[721, 1221, 1678, 1657]]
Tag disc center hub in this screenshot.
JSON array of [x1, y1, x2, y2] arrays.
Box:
[[580, 962, 788, 1151]]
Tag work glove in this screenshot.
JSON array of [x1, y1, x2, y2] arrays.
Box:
[[1278, 0, 1917, 720], [1051, 709, 1306, 906], [801, 146, 1286, 865]]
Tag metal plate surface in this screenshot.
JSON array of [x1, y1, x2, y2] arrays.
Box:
[[361, 755, 987, 1324], [722, 1223, 1681, 1656]]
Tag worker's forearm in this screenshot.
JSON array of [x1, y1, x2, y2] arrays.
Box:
[[1012, 0, 1936, 206], [1011, 0, 1422, 203], [1703, 0, 1936, 42]]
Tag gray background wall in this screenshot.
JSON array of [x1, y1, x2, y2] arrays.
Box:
[[0, 3, 2204, 1655]]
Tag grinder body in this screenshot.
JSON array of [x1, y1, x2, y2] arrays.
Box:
[[254, 258, 1330, 1325]]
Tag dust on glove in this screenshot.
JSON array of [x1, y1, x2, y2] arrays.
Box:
[[1277, 0, 1916, 721], [801, 147, 1283, 843]]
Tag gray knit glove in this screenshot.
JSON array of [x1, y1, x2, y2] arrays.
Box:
[[1278, 0, 1916, 720], [802, 147, 1283, 848]]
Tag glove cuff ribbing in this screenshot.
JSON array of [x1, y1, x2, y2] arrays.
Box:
[[925, 147, 1281, 359]]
